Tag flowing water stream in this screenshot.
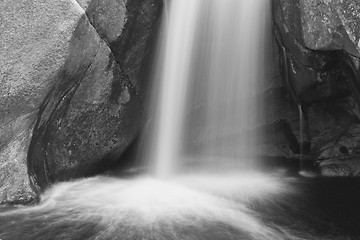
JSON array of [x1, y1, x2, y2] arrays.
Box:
[[1, 1, 360, 240]]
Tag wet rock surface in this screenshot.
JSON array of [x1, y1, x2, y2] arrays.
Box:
[[274, 0, 360, 56], [85, 0, 162, 93], [1, 0, 162, 202], [273, 0, 360, 175]]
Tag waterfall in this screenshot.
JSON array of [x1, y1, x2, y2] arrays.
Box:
[[146, 0, 271, 176], [145, 0, 202, 177], [1, 2, 356, 240]]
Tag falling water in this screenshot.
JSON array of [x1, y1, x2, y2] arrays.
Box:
[[298, 104, 304, 170], [147, 0, 271, 176], [146, 0, 202, 177], [1, 1, 360, 239]]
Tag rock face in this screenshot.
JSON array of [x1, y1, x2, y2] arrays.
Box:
[[0, 0, 85, 204], [273, 0, 360, 176], [0, 0, 162, 203], [275, 0, 360, 56]]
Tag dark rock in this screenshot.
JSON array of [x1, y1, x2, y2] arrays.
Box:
[[274, 0, 360, 56], [273, 0, 360, 175], [319, 156, 360, 177], [259, 119, 300, 158], [258, 86, 310, 159], [86, 0, 163, 93], [315, 121, 360, 164], [308, 99, 360, 160]]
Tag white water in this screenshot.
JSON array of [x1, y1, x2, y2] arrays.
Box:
[[1, 172, 306, 240], [146, 0, 202, 177], [146, 0, 271, 176]]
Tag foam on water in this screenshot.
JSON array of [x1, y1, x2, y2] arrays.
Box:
[[2, 171, 358, 240], [0, 172, 303, 240]]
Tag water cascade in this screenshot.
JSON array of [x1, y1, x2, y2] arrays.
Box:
[[145, 0, 202, 177], [1, 1, 360, 240], [146, 0, 271, 176]]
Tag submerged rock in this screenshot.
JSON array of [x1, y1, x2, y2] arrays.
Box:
[[0, 0, 162, 202]]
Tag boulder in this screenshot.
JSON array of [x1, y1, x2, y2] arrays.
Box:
[[273, 0, 360, 175], [85, 0, 162, 93], [0, 0, 84, 204], [0, 0, 162, 202], [274, 0, 360, 56]]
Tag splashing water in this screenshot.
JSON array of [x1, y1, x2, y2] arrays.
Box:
[[2, 172, 359, 240], [0, 173, 317, 240]]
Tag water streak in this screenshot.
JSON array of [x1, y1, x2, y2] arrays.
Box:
[[146, 0, 271, 176], [298, 104, 304, 171], [146, 0, 202, 177]]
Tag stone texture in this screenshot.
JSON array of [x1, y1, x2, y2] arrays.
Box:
[[86, 0, 127, 43], [28, 22, 141, 188], [258, 88, 302, 158], [0, 0, 85, 204], [0, 113, 38, 204], [319, 157, 360, 176], [274, 0, 360, 175], [86, 0, 163, 93], [28, 0, 162, 192], [275, 0, 360, 56], [0, 0, 83, 124], [308, 100, 359, 159], [1, 0, 162, 201]]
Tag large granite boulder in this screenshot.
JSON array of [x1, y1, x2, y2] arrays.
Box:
[[0, 0, 162, 203], [273, 0, 360, 175], [0, 0, 85, 204]]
